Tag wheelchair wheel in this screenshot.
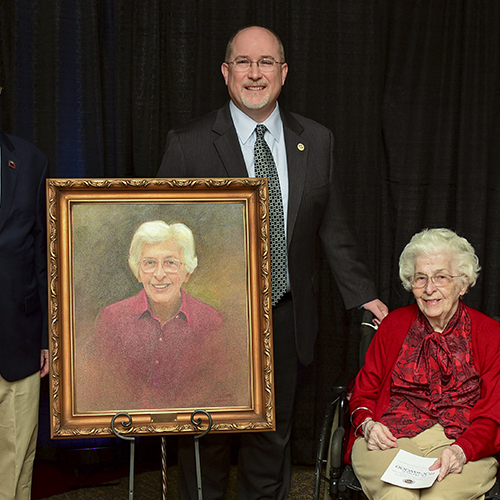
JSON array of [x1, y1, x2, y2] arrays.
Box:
[[314, 393, 368, 500], [314, 395, 340, 500]]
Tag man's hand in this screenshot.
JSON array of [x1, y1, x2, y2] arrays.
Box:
[[40, 349, 49, 378], [429, 445, 466, 481], [363, 299, 389, 325], [363, 419, 398, 451]]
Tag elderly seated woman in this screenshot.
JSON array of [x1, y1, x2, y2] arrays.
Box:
[[347, 228, 500, 500]]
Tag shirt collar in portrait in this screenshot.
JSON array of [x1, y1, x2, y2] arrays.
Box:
[[136, 288, 190, 325]]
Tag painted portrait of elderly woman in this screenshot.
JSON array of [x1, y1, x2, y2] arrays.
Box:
[[82, 220, 242, 412]]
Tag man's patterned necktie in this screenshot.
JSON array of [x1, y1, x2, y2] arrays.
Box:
[[254, 124, 287, 306]]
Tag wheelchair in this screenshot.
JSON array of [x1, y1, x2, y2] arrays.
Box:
[[313, 311, 500, 500]]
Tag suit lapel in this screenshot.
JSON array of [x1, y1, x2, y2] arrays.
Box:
[[281, 110, 307, 247], [211, 105, 308, 247], [0, 132, 19, 233], [212, 104, 248, 178]]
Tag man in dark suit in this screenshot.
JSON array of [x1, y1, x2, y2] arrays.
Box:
[[157, 26, 388, 499], [0, 127, 49, 500]]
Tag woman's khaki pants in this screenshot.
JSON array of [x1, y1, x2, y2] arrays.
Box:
[[352, 423, 498, 500]]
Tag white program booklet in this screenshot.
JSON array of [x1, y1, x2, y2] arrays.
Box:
[[380, 449, 440, 489]]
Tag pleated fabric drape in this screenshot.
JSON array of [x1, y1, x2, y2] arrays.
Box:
[[1, 0, 499, 464]]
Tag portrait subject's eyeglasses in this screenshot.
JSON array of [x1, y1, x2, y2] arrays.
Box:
[[410, 272, 462, 289], [140, 258, 183, 274], [225, 57, 285, 73]]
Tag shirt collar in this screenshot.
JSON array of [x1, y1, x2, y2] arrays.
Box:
[[136, 288, 190, 324], [229, 100, 283, 146]]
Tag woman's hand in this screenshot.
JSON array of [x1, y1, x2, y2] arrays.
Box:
[[363, 419, 398, 451], [429, 445, 466, 481]]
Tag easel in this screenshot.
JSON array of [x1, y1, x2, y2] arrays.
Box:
[[111, 409, 213, 499]]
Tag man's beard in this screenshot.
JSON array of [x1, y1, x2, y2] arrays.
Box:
[[241, 92, 270, 110]]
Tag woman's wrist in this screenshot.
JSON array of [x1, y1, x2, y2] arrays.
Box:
[[362, 418, 374, 437], [354, 417, 374, 437], [350, 406, 373, 428]]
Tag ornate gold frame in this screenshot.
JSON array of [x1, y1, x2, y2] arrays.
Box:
[[47, 178, 274, 438]]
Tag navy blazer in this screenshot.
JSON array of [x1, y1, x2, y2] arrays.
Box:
[[158, 103, 376, 365], [0, 131, 48, 381]]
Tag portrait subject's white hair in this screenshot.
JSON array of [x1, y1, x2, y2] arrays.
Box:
[[128, 220, 198, 278], [399, 228, 480, 291]]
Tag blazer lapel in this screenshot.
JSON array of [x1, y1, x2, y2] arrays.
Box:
[[0, 132, 19, 232], [281, 110, 307, 247], [212, 103, 248, 178], [211, 105, 307, 247]]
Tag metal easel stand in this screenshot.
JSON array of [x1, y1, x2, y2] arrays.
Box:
[[161, 436, 168, 499], [191, 409, 214, 500], [110, 410, 211, 500], [111, 412, 136, 500]]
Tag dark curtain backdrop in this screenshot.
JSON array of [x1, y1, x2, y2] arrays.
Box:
[[1, 0, 500, 465]]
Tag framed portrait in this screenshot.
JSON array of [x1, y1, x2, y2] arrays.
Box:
[[47, 178, 274, 438]]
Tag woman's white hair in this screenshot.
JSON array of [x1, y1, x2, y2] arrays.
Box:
[[128, 220, 198, 279], [399, 228, 480, 291]]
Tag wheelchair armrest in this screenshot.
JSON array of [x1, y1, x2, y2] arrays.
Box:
[[330, 426, 345, 469]]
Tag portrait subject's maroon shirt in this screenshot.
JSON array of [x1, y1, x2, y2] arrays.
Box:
[[87, 289, 236, 411]]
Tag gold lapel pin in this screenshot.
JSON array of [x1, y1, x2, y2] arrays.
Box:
[[297, 143, 305, 151], [8, 160, 16, 169]]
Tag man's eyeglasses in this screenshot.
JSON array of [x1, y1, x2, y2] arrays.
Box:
[[411, 272, 462, 289], [140, 258, 183, 274], [226, 57, 285, 73]]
